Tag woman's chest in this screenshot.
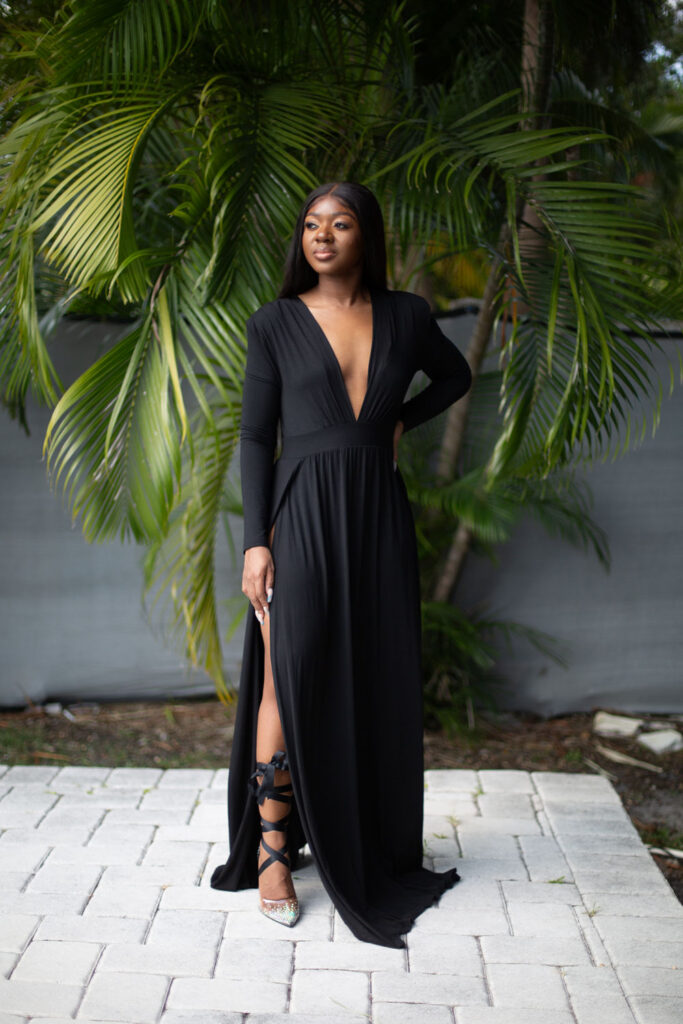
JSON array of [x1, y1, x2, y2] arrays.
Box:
[[277, 305, 414, 394], [263, 299, 418, 426]]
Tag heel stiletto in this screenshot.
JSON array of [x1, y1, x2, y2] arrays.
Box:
[[249, 749, 299, 927]]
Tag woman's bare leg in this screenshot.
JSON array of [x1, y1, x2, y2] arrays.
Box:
[[254, 522, 296, 901]]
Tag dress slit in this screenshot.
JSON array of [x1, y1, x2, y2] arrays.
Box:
[[264, 515, 310, 873]]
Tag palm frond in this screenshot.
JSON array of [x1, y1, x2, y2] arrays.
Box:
[[144, 401, 241, 700], [43, 308, 183, 542], [488, 179, 675, 475], [29, 91, 185, 302], [0, 223, 64, 421], [551, 67, 683, 186], [518, 473, 610, 567], [411, 467, 521, 544], [54, 0, 203, 90]]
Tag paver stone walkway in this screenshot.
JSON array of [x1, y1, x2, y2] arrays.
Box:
[[0, 764, 681, 1024]]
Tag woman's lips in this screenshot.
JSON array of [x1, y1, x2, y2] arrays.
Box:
[[314, 250, 336, 260]]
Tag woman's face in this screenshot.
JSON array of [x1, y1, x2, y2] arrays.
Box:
[[300, 193, 364, 280]]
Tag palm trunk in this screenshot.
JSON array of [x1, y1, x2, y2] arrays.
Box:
[[435, 228, 508, 482], [433, 520, 474, 602], [430, 0, 553, 602]]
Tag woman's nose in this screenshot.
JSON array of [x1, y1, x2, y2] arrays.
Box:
[[316, 224, 332, 240]]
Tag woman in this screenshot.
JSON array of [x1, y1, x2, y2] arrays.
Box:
[[211, 181, 472, 949]]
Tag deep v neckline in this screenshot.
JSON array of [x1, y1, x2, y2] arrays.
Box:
[[295, 292, 377, 424]]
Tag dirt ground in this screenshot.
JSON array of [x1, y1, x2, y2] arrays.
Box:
[[1, 699, 681, 903]]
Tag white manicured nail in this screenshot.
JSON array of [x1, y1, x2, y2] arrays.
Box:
[[267, 588, 273, 602]]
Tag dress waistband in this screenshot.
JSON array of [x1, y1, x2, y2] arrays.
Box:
[[280, 420, 394, 459]]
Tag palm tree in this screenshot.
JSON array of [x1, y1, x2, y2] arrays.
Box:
[[0, 0, 679, 702], [374, 0, 681, 601]]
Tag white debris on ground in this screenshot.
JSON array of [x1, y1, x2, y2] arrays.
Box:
[[592, 709, 683, 756], [592, 711, 644, 738], [637, 729, 683, 755]]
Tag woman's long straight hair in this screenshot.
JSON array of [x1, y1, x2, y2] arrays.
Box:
[[277, 182, 388, 299]]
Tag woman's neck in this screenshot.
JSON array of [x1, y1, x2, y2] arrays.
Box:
[[307, 273, 369, 308]]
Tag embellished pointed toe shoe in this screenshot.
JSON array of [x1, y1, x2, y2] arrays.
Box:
[[259, 893, 300, 927], [249, 750, 300, 928]]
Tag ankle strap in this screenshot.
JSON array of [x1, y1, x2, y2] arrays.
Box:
[[249, 750, 292, 805]]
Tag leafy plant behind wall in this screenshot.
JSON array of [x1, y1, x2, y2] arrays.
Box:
[[0, 0, 680, 717]]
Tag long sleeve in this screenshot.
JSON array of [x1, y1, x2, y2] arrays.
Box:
[[398, 298, 472, 433], [240, 315, 281, 553]]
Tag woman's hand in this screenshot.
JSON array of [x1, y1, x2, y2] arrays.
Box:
[[242, 545, 274, 625], [393, 419, 404, 470]]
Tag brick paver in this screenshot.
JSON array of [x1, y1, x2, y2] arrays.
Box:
[[0, 766, 680, 1023]]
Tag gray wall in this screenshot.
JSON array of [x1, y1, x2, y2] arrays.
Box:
[[440, 312, 683, 716], [1, 314, 681, 714], [0, 319, 242, 707]]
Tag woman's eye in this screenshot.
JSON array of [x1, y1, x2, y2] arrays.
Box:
[[304, 221, 318, 230], [334, 221, 349, 229]]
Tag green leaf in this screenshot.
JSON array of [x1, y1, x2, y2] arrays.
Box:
[[44, 315, 183, 542]]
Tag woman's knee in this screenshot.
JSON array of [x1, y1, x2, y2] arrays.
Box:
[[261, 643, 277, 704], [261, 671, 278, 704]]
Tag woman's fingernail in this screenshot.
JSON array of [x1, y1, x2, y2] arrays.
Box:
[[255, 610, 263, 624], [267, 588, 273, 602]]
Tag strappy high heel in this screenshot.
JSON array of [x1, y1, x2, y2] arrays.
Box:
[[249, 749, 299, 927]]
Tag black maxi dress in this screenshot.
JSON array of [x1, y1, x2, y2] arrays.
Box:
[[211, 288, 472, 949]]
